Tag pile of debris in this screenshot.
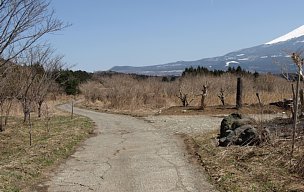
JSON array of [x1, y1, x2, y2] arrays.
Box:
[[270, 99, 293, 109]]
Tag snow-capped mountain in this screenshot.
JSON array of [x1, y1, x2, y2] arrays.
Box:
[[110, 25, 304, 76], [266, 25, 304, 44]]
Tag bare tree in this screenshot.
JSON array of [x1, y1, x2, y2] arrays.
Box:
[[15, 65, 36, 122], [290, 52, 304, 158], [273, 58, 291, 81], [30, 46, 64, 117], [15, 45, 63, 121], [176, 78, 196, 107], [0, 81, 9, 131], [218, 87, 226, 106], [0, 65, 22, 131], [0, 0, 68, 130], [198, 85, 208, 109], [177, 89, 194, 107], [0, 0, 69, 64]]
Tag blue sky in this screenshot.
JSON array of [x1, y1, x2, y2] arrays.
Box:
[[50, 0, 304, 72]]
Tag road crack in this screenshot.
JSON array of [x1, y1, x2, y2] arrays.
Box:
[[74, 182, 94, 191], [156, 146, 190, 192]]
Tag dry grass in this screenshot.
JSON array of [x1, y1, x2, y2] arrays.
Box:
[[194, 129, 304, 192], [0, 113, 94, 191], [80, 73, 295, 112], [3, 95, 74, 118]]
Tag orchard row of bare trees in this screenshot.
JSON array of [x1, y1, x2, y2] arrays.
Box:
[[0, 0, 68, 132], [79, 72, 293, 111]]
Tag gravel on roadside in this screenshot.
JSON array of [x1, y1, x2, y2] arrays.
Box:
[[143, 115, 222, 136]]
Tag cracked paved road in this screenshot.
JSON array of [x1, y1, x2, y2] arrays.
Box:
[[45, 104, 217, 192]]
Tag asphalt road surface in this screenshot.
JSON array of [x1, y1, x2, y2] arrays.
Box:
[[44, 104, 217, 192]]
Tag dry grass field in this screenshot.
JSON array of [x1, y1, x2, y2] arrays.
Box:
[[0, 98, 94, 192], [80, 73, 295, 115]]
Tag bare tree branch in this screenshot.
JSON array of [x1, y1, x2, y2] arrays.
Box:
[[0, 0, 70, 65]]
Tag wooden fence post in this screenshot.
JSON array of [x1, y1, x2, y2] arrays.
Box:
[[236, 77, 243, 109]]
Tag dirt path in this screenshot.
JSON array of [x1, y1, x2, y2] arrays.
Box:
[[43, 104, 219, 192]]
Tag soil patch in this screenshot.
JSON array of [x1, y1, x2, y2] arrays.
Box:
[[160, 104, 287, 116], [78, 101, 288, 118]]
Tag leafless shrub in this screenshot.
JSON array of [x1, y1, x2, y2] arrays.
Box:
[[218, 87, 226, 106], [80, 81, 106, 102], [176, 78, 197, 107]]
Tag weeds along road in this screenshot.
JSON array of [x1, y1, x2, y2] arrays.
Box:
[[45, 104, 219, 192]]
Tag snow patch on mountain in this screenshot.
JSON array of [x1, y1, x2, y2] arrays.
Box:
[[266, 25, 304, 45], [158, 63, 182, 67], [237, 54, 245, 57], [225, 61, 239, 67], [294, 40, 304, 44]]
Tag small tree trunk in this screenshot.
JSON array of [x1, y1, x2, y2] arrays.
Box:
[[236, 77, 243, 109], [218, 88, 225, 106], [37, 101, 43, 118], [22, 99, 30, 123], [4, 100, 13, 126], [256, 93, 262, 106], [200, 96, 205, 109], [71, 100, 74, 119], [291, 74, 301, 157], [29, 112, 32, 146], [44, 104, 51, 133], [177, 90, 189, 107], [291, 84, 296, 119], [200, 85, 208, 109], [23, 107, 30, 123], [0, 118, 3, 132]]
